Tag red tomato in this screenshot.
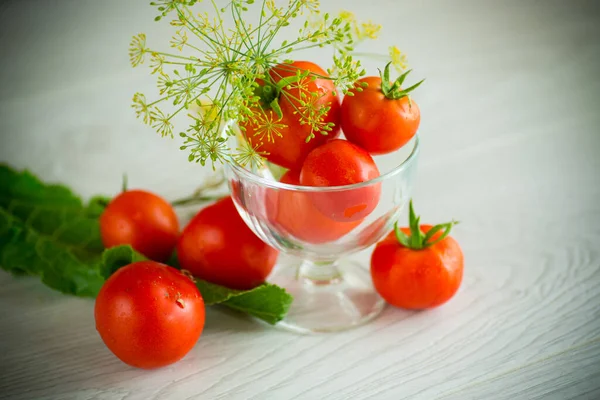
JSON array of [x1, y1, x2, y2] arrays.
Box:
[[371, 225, 463, 309], [177, 196, 278, 290], [267, 171, 361, 244], [100, 190, 179, 262], [95, 261, 205, 369], [242, 61, 341, 170], [341, 76, 420, 155], [299, 139, 381, 222]]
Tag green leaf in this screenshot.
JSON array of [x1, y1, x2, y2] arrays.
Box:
[[0, 164, 293, 325], [100, 245, 147, 279], [0, 207, 106, 296], [86, 196, 111, 218], [0, 164, 108, 295], [196, 280, 292, 324], [0, 165, 106, 258], [0, 165, 82, 209]]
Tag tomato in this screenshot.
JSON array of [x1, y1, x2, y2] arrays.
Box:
[[95, 261, 205, 369], [177, 196, 279, 290], [100, 190, 179, 262], [267, 170, 361, 244], [299, 139, 381, 222], [341, 75, 421, 155], [370, 204, 463, 309], [241, 61, 341, 170]]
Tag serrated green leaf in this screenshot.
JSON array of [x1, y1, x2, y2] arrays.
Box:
[[195, 280, 292, 324], [0, 166, 82, 208], [0, 164, 108, 295], [0, 207, 106, 296], [0, 165, 104, 255]]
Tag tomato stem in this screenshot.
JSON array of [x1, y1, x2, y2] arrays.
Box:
[[394, 200, 458, 250], [378, 62, 425, 101], [121, 174, 128, 193], [254, 68, 311, 119]]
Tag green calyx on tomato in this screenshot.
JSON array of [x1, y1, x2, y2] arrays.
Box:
[[379, 62, 425, 101], [255, 66, 337, 143], [254, 81, 284, 120], [394, 200, 459, 250], [256, 69, 312, 121], [241, 61, 342, 171]]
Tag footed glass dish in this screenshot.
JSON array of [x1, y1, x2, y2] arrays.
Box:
[[224, 131, 420, 333]]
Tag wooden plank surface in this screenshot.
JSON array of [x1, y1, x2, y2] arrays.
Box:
[[1, 0, 599, 399]]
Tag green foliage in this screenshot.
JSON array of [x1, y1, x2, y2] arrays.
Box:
[[0, 164, 107, 295]]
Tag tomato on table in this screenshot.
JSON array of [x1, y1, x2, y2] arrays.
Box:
[[177, 196, 279, 290], [100, 190, 179, 262], [341, 64, 423, 155], [95, 261, 205, 369], [370, 201, 463, 309], [299, 139, 381, 222], [241, 61, 341, 170], [267, 170, 362, 244]]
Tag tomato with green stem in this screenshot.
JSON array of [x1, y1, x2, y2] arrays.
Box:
[[241, 61, 341, 170], [299, 139, 381, 222], [95, 261, 205, 369], [341, 63, 424, 155], [370, 201, 463, 309], [100, 190, 179, 262], [177, 196, 279, 290]]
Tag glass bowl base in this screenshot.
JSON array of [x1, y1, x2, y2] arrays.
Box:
[[268, 259, 386, 334]]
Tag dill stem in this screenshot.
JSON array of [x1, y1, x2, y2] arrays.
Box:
[[166, 71, 225, 121], [259, 0, 301, 52], [152, 51, 196, 61], [231, 2, 258, 56]]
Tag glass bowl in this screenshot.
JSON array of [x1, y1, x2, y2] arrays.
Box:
[[223, 132, 420, 333]]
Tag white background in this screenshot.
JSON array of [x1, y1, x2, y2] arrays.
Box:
[[1, 0, 600, 399]]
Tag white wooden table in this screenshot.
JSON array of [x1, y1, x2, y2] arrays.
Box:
[[1, 0, 599, 399]]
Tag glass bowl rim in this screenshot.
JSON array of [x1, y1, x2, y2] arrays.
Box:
[[225, 134, 420, 193]]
